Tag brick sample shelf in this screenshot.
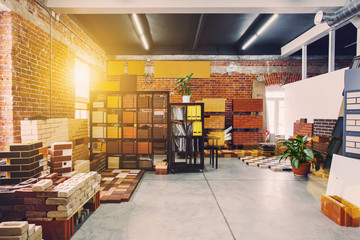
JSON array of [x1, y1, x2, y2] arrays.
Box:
[[90, 91, 170, 170], [99, 169, 144, 203]]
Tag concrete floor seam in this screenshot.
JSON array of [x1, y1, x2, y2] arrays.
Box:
[[203, 172, 237, 240]]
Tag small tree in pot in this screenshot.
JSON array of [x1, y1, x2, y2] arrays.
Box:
[[175, 73, 193, 103], [278, 134, 323, 176]]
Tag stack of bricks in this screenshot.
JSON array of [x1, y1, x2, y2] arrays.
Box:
[[123, 112, 136, 124], [0, 172, 101, 222], [123, 127, 136, 139], [153, 95, 167, 108], [0, 221, 42, 240], [138, 111, 152, 124], [90, 153, 106, 173], [123, 142, 136, 154], [48, 142, 73, 176], [232, 99, 264, 146], [74, 160, 90, 173], [204, 116, 225, 129], [138, 96, 151, 108], [138, 142, 152, 154], [293, 119, 313, 137], [312, 119, 337, 158], [123, 95, 136, 108], [0, 142, 44, 185]]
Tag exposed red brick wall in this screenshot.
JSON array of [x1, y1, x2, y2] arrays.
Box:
[[0, 1, 107, 150], [0, 12, 14, 150], [233, 99, 263, 112], [313, 119, 337, 138], [233, 132, 263, 145], [233, 115, 263, 129], [293, 121, 313, 137]]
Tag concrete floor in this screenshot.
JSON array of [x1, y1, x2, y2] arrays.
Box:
[[72, 158, 360, 240]]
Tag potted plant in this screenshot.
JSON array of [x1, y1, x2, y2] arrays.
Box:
[[175, 73, 193, 103], [278, 134, 323, 176]]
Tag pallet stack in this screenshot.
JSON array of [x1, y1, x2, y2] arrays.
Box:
[[48, 142, 73, 176], [0, 221, 42, 240], [0, 172, 101, 222], [0, 142, 44, 185]]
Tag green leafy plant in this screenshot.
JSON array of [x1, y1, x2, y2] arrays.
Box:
[[174, 73, 194, 96], [277, 134, 323, 170]]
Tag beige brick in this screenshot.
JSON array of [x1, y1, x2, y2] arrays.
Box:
[[32, 179, 53, 192], [28, 226, 42, 240], [46, 198, 69, 205], [47, 209, 72, 218], [0, 222, 29, 236]]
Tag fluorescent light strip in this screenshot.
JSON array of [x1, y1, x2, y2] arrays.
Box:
[[242, 14, 278, 50], [132, 13, 149, 50], [257, 14, 278, 35]]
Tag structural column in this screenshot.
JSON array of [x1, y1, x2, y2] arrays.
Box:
[[302, 45, 307, 80], [328, 29, 335, 72]]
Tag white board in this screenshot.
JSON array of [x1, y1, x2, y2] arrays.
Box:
[[326, 154, 360, 207]]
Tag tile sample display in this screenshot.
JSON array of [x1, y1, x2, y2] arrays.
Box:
[[99, 169, 144, 203]]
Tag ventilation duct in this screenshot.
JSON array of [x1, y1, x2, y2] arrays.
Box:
[[314, 0, 360, 27]]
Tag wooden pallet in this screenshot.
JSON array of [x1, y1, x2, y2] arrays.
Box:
[[100, 169, 145, 203]]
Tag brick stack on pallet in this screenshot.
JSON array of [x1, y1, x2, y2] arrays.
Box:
[[0, 221, 42, 240], [312, 119, 337, 158], [0, 142, 44, 185], [48, 142, 73, 176], [0, 172, 101, 222], [232, 99, 264, 146]]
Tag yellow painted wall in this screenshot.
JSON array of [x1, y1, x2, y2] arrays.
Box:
[[154, 61, 211, 78]]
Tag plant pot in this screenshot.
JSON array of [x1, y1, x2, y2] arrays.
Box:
[[292, 162, 310, 176], [182, 95, 190, 103]]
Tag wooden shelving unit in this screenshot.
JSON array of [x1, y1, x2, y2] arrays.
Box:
[[89, 91, 170, 170]]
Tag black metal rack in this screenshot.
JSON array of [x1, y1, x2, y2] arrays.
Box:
[[169, 103, 204, 173], [89, 91, 170, 170]]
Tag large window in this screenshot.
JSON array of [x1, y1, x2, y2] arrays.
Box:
[[266, 85, 285, 137], [75, 59, 90, 119]]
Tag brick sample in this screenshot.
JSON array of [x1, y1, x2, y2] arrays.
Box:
[[48, 142, 73, 176], [233, 132, 263, 145], [201, 98, 226, 112], [233, 99, 263, 112], [204, 116, 225, 129], [0, 142, 44, 185], [233, 115, 263, 129]]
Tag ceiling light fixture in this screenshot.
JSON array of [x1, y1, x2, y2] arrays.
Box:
[[242, 14, 278, 50], [132, 13, 149, 50]]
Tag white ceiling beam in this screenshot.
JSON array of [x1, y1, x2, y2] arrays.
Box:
[[281, 23, 331, 56], [47, 0, 346, 14]]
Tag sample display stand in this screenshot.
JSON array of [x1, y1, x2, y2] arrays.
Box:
[[90, 91, 170, 170], [169, 103, 204, 173]]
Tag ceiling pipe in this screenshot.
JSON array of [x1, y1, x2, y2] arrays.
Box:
[[315, 0, 360, 27]]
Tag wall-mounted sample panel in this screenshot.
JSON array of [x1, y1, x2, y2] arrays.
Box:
[[199, 98, 226, 112], [233, 115, 263, 129], [128, 61, 145, 75], [154, 61, 210, 78], [92, 81, 120, 91], [233, 99, 263, 112], [204, 116, 225, 129], [108, 61, 125, 75]]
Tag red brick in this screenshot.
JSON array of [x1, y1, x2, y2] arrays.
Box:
[[14, 188, 37, 198], [24, 197, 45, 205], [26, 211, 47, 218], [233, 115, 263, 129], [13, 204, 35, 211]]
